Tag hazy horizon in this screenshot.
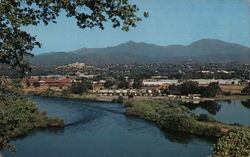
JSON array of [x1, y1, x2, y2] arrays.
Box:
[[23, 0, 250, 54], [35, 38, 250, 54]]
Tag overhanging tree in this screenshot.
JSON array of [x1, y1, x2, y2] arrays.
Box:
[[0, 0, 147, 152], [0, 0, 148, 74]]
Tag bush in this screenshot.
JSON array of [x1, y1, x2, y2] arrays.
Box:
[[112, 96, 124, 103], [211, 131, 250, 157], [69, 81, 91, 94], [197, 114, 216, 122], [61, 89, 70, 97], [32, 81, 40, 88], [124, 99, 249, 138], [41, 89, 56, 97], [241, 83, 250, 95], [0, 80, 64, 151], [200, 82, 221, 97]]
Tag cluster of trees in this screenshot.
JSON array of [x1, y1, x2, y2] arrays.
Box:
[[163, 81, 221, 97], [132, 78, 143, 89], [241, 83, 250, 95], [117, 78, 130, 89], [104, 80, 115, 89], [101, 63, 250, 81], [125, 99, 250, 156], [69, 81, 92, 94], [1, 0, 248, 156], [25, 80, 40, 88], [0, 0, 146, 153], [0, 79, 64, 151], [211, 131, 250, 157], [0, 0, 147, 73], [241, 100, 250, 109], [125, 99, 249, 138]]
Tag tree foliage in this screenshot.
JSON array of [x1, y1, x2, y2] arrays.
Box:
[[125, 99, 250, 138], [163, 81, 221, 97], [25, 80, 31, 87], [104, 80, 114, 89], [200, 82, 221, 97], [132, 78, 142, 89], [211, 131, 250, 157], [69, 81, 92, 94], [0, 0, 147, 73], [0, 79, 64, 151], [241, 83, 250, 95], [118, 79, 129, 89], [0, 0, 146, 153], [32, 81, 40, 88], [179, 81, 200, 95]]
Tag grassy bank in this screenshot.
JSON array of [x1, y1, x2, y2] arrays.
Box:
[[28, 89, 250, 103], [124, 99, 250, 137], [1, 100, 64, 151], [1, 85, 64, 151], [10, 111, 64, 138], [30, 89, 117, 102], [202, 95, 250, 101]]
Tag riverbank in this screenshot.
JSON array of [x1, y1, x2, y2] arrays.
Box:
[[124, 99, 250, 138], [1, 109, 64, 151], [26, 90, 250, 138], [26, 89, 250, 103], [2, 96, 217, 157], [0, 87, 64, 152], [201, 95, 250, 101]]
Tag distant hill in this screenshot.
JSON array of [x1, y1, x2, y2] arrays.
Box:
[[29, 39, 250, 65]]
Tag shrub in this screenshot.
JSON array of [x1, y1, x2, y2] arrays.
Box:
[[211, 131, 250, 157], [197, 114, 216, 122], [32, 81, 40, 88], [241, 83, 250, 95], [112, 96, 124, 103], [69, 81, 91, 94]]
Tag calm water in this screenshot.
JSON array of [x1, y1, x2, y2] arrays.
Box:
[[2, 96, 218, 157], [181, 100, 250, 126]]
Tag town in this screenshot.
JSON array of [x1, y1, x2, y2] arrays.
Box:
[[1, 1, 250, 157], [16, 62, 250, 101]]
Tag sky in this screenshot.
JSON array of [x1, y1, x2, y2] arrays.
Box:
[[23, 0, 250, 54]]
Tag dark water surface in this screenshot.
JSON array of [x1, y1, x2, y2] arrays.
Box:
[[2, 96, 219, 157], [181, 100, 250, 126]]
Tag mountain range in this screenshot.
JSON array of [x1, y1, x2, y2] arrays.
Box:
[[29, 39, 250, 65]]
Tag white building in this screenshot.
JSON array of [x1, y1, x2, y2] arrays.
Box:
[[189, 79, 241, 85], [143, 79, 179, 86]]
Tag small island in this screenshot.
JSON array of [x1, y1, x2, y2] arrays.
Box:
[[124, 99, 250, 137]]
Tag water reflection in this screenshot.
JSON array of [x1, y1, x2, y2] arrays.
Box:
[[163, 130, 217, 144], [180, 101, 221, 115], [3, 96, 215, 157], [220, 100, 232, 104], [241, 100, 250, 109], [12, 127, 65, 141], [181, 99, 250, 126]]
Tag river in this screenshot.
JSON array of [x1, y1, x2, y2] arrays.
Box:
[[180, 99, 250, 126], [4, 97, 249, 157]]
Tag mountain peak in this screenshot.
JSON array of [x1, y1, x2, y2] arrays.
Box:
[[31, 39, 250, 65], [190, 39, 226, 45], [126, 40, 137, 44], [122, 41, 140, 46]]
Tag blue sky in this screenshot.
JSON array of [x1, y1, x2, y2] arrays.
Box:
[[23, 0, 250, 54]]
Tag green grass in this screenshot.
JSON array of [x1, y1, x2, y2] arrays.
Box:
[[124, 99, 250, 137]]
